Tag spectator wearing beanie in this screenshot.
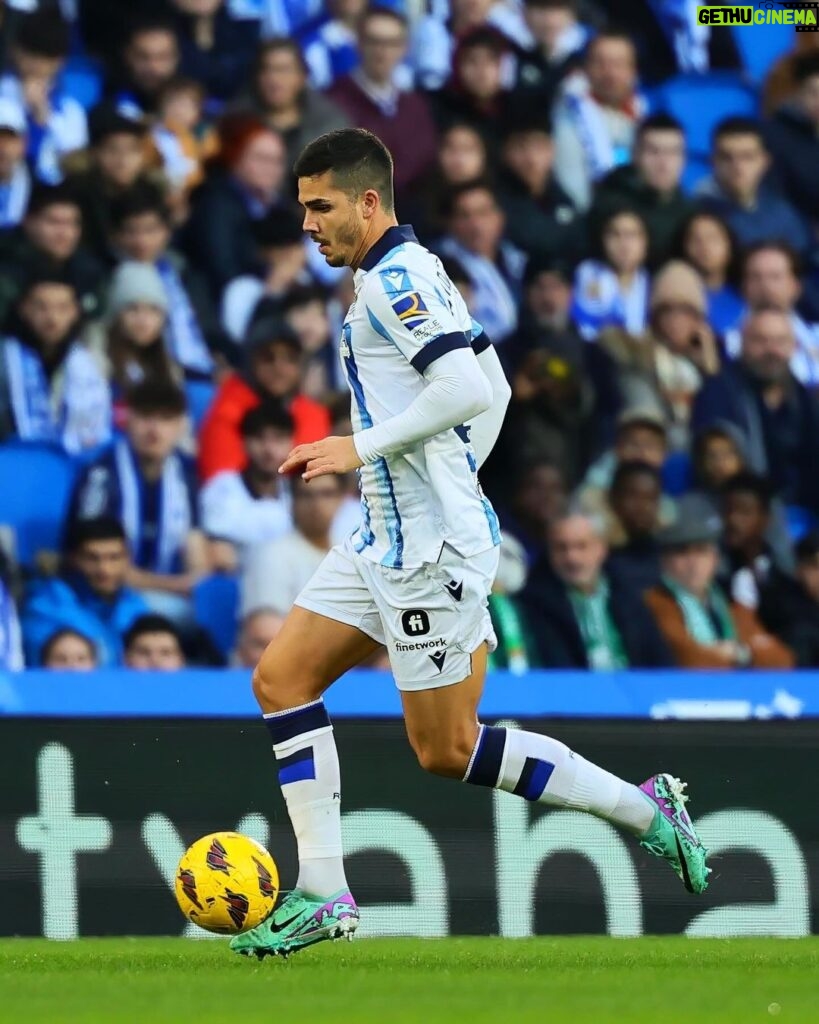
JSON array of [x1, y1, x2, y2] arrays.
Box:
[[599, 260, 719, 451], [84, 260, 181, 429], [183, 114, 290, 294], [198, 320, 331, 482]]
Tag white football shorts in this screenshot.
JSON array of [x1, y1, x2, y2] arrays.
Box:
[[294, 535, 499, 691]]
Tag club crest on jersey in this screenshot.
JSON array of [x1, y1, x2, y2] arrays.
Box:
[[392, 291, 430, 330]]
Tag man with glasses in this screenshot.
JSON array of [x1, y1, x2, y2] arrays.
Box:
[[327, 7, 437, 199]]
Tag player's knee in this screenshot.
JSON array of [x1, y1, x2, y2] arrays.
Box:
[[251, 663, 307, 714], [412, 734, 474, 779]]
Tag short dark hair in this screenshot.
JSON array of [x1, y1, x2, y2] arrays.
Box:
[[610, 460, 662, 495], [360, 6, 408, 33], [586, 29, 636, 58], [240, 400, 295, 437], [721, 470, 774, 511], [125, 381, 187, 417], [294, 128, 395, 213], [793, 52, 819, 85], [456, 25, 510, 59], [16, 9, 71, 59], [26, 183, 80, 219], [281, 285, 329, 315], [712, 116, 766, 149], [124, 613, 182, 651], [636, 113, 684, 143], [64, 517, 127, 553], [255, 38, 308, 79], [742, 240, 802, 281], [41, 628, 97, 666], [124, 15, 178, 47], [440, 257, 471, 289], [252, 205, 304, 248], [442, 178, 496, 220], [110, 184, 171, 231]]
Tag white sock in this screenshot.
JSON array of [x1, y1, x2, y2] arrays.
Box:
[[263, 699, 349, 897], [464, 725, 655, 835]]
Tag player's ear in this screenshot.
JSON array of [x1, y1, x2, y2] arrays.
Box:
[[361, 188, 380, 220]]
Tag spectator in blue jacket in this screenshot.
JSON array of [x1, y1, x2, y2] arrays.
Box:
[[697, 117, 811, 258], [22, 517, 148, 667]]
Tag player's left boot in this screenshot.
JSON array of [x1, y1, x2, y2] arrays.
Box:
[[230, 888, 359, 960], [638, 773, 711, 894]]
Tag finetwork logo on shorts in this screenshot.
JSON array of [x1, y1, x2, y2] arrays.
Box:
[[697, 3, 819, 29]]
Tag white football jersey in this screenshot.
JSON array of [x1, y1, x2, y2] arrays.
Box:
[[343, 225, 501, 569]]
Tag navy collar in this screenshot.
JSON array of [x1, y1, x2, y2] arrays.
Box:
[[358, 224, 418, 273]]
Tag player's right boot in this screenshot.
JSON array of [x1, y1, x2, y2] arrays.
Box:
[[638, 773, 711, 894], [230, 888, 359, 960]]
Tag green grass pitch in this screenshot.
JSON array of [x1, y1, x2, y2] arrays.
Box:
[[2, 937, 818, 1024]]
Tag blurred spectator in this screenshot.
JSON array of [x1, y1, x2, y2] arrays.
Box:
[[168, 0, 260, 103], [0, 9, 86, 184], [697, 117, 811, 257], [183, 114, 289, 293], [693, 307, 819, 515], [283, 286, 345, 400], [496, 103, 582, 263], [0, 273, 111, 453], [232, 606, 285, 667], [677, 210, 743, 334], [108, 16, 181, 117], [198, 320, 331, 481], [85, 261, 181, 428], [0, 96, 30, 228], [68, 382, 206, 618], [0, 548, 23, 670], [123, 612, 186, 669], [22, 517, 148, 668], [759, 530, 819, 667], [522, 511, 671, 668], [605, 459, 663, 592], [552, 31, 643, 211], [571, 207, 650, 340], [591, 114, 694, 269], [241, 473, 344, 615], [513, 0, 592, 104], [0, 183, 106, 323], [403, 121, 490, 244], [598, 260, 719, 450], [719, 471, 788, 611], [201, 400, 294, 570], [494, 457, 568, 564], [689, 421, 745, 510], [110, 186, 217, 377], [298, 0, 367, 90], [437, 179, 526, 342], [431, 26, 513, 152], [66, 104, 159, 264], [645, 499, 793, 669], [221, 205, 312, 342], [328, 8, 437, 200], [41, 627, 97, 670], [763, 32, 819, 116], [766, 53, 819, 228], [238, 38, 348, 176], [413, 0, 529, 92], [152, 77, 218, 196], [723, 243, 819, 388], [577, 406, 676, 528]]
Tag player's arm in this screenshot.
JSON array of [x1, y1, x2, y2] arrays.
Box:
[[466, 331, 511, 469]]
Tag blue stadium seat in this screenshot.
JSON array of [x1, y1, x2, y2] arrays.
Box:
[[192, 574, 240, 658], [185, 380, 217, 432], [0, 441, 80, 566], [732, 24, 794, 85], [649, 73, 758, 157], [57, 56, 104, 111], [785, 505, 817, 542], [661, 451, 692, 498]]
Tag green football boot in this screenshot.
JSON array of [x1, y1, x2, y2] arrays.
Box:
[[230, 888, 359, 960], [639, 773, 711, 894]]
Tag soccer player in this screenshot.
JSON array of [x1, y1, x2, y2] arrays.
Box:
[[231, 129, 710, 960]]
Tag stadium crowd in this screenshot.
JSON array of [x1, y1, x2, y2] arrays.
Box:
[[0, 0, 817, 673]]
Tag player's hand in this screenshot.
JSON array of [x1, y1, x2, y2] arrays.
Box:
[[279, 435, 363, 480]]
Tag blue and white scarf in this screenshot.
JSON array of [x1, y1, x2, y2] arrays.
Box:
[[559, 72, 646, 185], [647, 0, 710, 73], [0, 163, 30, 228], [571, 260, 650, 341], [155, 259, 214, 376], [4, 337, 111, 453], [437, 238, 524, 342], [115, 439, 193, 575]]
